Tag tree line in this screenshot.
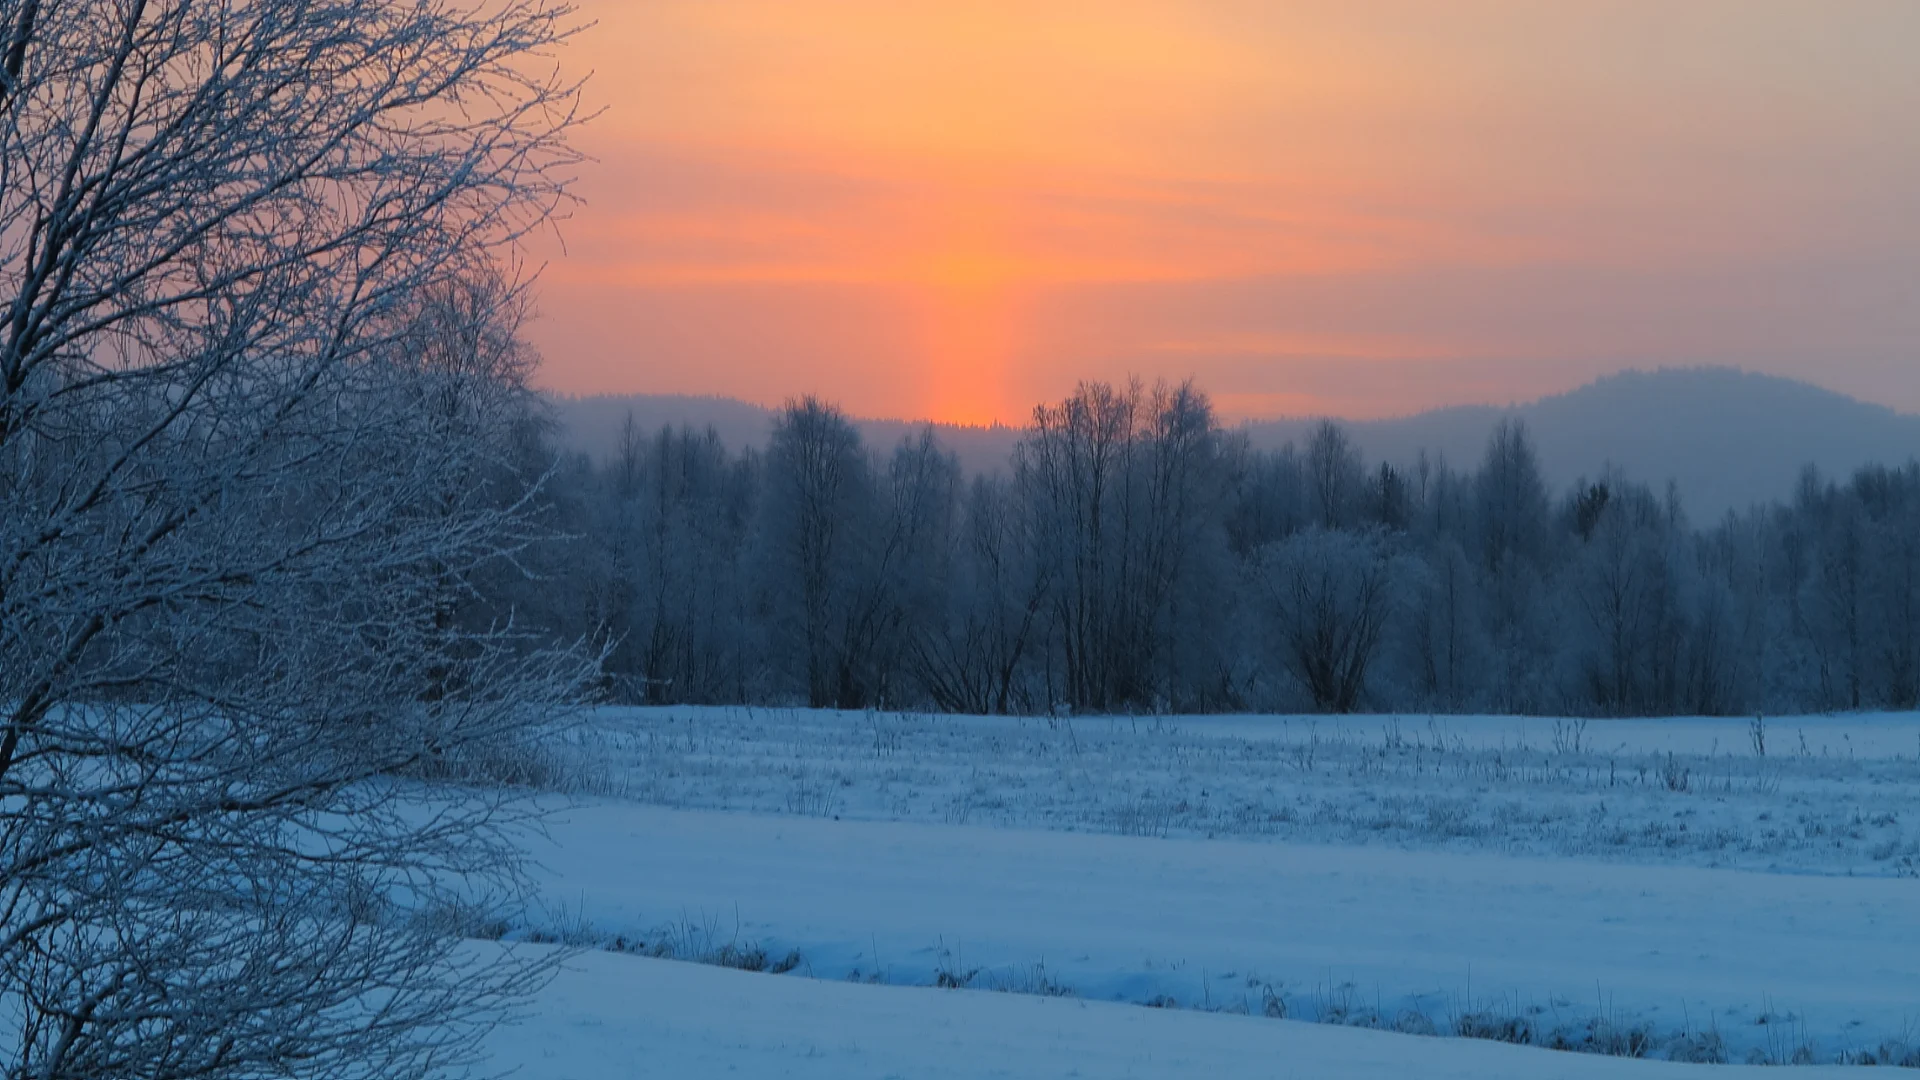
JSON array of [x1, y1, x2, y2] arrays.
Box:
[[502, 380, 1920, 718]]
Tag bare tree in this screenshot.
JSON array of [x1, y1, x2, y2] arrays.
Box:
[[0, 2, 588, 1078], [910, 474, 1051, 714], [1138, 381, 1234, 709], [824, 429, 961, 709], [1568, 480, 1666, 713], [606, 424, 754, 704], [1856, 464, 1920, 708], [1255, 528, 1399, 713], [1305, 420, 1362, 530], [401, 267, 556, 702], [1224, 442, 1308, 558], [1476, 419, 1551, 574], [1408, 539, 1482, 710], [761, 397, 871, 707], [509, 388, 1920, 720], [1017, 381, 1143, 711], [1808, 496, 1869, 710], [1474, 418, 1552, 710], [1014, 379, 1228, 712]]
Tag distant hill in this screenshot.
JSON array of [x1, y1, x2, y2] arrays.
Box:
[[547, 368, 1920, 521], [1240, 369, 1920, 520]]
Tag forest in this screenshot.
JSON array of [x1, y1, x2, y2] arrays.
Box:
[[479, 380, 1920, 718]]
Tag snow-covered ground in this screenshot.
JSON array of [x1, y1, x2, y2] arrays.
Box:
[[512, 803, 1919, 1067], [477, 707, 1920, 1074], [482, 947, 1874, 1079], [566, 707, 1920, 876]]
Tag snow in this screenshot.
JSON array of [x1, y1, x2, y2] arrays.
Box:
[[514, 803, 1920, 1067], [472, 706, 1920, 1074], [484, 947, 1870, 1079], [564, 707, 1920, 875]]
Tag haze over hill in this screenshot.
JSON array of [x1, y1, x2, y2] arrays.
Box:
[[549, 368, 1920, 521]]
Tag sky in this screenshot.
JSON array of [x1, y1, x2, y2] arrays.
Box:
[[525, 1, 1920, 425]]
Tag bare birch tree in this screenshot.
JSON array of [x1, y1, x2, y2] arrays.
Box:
[[0, 2, 588, 1077]]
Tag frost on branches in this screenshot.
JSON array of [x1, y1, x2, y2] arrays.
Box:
[[0, 3, 591, 1078]]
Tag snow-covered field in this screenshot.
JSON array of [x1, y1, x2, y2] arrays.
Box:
[[570, 707, 1920, 876], [482, 708, 1920, 1075], [483, 948, 1876, 1079]]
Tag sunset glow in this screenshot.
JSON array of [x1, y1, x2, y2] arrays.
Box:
[[530, 1, 1920, 423]]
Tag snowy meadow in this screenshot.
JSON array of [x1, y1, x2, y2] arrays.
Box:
[[575, 707, 1920, 876], [484, 706, 1920, 1073]]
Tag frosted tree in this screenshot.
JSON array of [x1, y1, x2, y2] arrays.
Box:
[[0, 2, 589, 1078], [1254, 528, 1400, 713], [1367, 461, 1412, 531], [1224, 442, 1309, 557], [1405, 539, 1484, 710], [1305, 419, 1363, 530], [1857, 464, 1920, 708], [588, 413, 652, 693], [1015, 379, 1231, 711], [1809, 493, 1869, 710], [1017, 380, 1144, 711], [492, 394, 1920, 718], [1474, 418, 1553, 710], [910, 474, 1052, 714], [1139, 382, 1237, 709], [400, 267, 558, 701], [651, 427, 755, 701], [828, 428, 960, 709], [760, 397, 873, 707], [1566, 479, 1669, 713], [1476, 419, 1551, 573]]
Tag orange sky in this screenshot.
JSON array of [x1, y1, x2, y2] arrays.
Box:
[[526, 1, 1920, 424]]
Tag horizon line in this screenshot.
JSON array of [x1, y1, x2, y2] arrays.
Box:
[[538, 364, 1918, 429]]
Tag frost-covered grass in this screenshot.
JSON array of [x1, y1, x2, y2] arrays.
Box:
[[560, 706, 1920, 877], [483, 706, 1920, 1074]]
